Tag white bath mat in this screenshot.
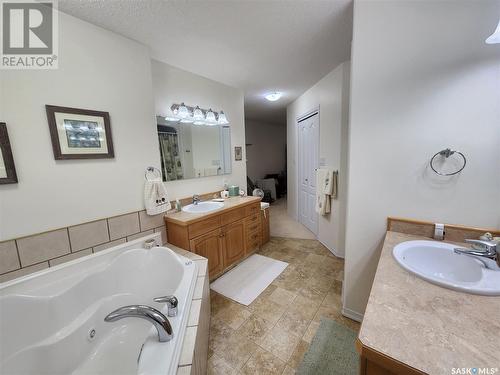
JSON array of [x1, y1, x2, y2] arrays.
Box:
[[210, 254, 288, 306]]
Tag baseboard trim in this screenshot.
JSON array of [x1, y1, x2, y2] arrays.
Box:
[[318, 239, 345, 259], [342, 307, 364, 322]]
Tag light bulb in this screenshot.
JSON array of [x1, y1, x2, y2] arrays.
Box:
[[193, 106, 204, 121], [205, 109, 216, 125], [177, 103, 189, 118], [265, 92, 282, 101], [218, 111, 229, 125]]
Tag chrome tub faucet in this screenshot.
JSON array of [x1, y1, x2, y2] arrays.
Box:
[[104, 305, 173, 342], [154, 295, 178, 317], [454, 239, 499, 271]]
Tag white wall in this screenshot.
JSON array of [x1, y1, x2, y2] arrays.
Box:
[[344, 0, 500, 319], [245, 120, 286, 182], [0, 11, 158, 240], [151, 60, 247, 197], [286, 62, 350, 256]]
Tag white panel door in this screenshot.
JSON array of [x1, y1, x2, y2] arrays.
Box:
[[298, 112, 319, 235]]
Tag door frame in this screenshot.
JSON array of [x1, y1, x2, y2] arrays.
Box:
[[296, 107, 320, 235]]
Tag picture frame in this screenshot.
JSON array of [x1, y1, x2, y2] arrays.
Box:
[[235, 146, 242, 161], [45, 105, 114, 160], [0, 123, 18, 184]]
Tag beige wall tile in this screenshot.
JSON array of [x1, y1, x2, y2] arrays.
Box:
[[17, 229, 70, 267], [93, 238, 126, 253], [0, 262, 48, 283], [139, 210, 166, 231], [193, 277, 205, 300], [127, 230, 154, 242], [49, 248, 93, 267], [68, 220, 109, 252], [176, 366, 192, 375], [188, 299, 201, 327], [154, 225, 168, 245], [108, 213, 140, 240], [179, 326, 198, 366], [0, 241, 20, 274]]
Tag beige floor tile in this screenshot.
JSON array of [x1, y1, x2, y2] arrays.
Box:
[[248, 298, 287, 325], [321, 288, 343, 309], [302, 321, 320, 344], [312, 305, 360, 331], [213, 302, 252, 330], [214, 331, 259, 370], [275, 309, 312, 336], [259, 325, 301, 362], [269, 287, 297, 306], [241, 347, 286, 375], [290, 294, 321, 320], [287, 339, 310, 369], [282, 365, 296, 375], [208, 354, 240, 375], [237, 314, 273, 344]]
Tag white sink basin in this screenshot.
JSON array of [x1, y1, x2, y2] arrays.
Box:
[[182, 201, 224, 214], [393, 240, 500, 296]]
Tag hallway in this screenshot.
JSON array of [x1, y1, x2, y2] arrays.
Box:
[[269, 198, 316, 240]]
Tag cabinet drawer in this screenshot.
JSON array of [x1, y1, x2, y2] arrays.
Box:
[[188, 216, 221, 239], [221, 207, 245, 226], [246, 236, 260, 253], [245, 203, 260, 217], [245, 213, 260, 225], [247, 231, 261, 243], [246, 222, 261, 235]]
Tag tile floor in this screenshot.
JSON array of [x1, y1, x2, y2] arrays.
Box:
[[208, 237, 360, 375], [269, 199, 316, 240]]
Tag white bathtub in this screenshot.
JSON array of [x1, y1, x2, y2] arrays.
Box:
[[0, 234, 198, 375]]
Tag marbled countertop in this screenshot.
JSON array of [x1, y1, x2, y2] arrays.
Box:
[[164, 196, 261, 225], [359, 231, 500, 374]]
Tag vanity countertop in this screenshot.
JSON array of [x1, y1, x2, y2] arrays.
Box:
[[359, 231, 500, 374], [164, 196, 261, 226]]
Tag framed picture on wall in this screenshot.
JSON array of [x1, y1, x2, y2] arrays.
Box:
[[45, 105, 114, 160], [0, 123, 18, 184], [235, 146, 242, 161]]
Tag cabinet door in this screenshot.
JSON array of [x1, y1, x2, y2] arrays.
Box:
[[190, 228, 223, 278], [222, 220, 245, 268]]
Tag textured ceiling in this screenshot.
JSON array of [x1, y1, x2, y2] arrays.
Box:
[[58, 0, 353, 125]]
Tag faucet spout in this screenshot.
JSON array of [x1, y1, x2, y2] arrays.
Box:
[[104, 305, 173, 342]]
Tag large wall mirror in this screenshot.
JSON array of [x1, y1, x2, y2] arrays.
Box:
[[157, 116, 232, 181]]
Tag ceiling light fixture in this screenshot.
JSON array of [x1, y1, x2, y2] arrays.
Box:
[[265, 92, 282, 102], [486, 18, 500, 44]]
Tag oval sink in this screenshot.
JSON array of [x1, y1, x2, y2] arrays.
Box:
[[182, 201, 224, 214], [393, 240, 500, 296]]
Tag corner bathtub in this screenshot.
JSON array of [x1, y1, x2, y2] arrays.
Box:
[[0, 234, 198, 375]]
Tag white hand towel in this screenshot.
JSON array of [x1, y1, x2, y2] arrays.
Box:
[[144, 177, 171, 216], [315, 169, 329, 215], [323, 169, 334, 195]]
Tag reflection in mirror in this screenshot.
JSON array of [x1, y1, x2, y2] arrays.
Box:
[[156, 116, 232, 181]]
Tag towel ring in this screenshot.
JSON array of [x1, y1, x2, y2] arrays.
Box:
[[144, 166, 162, 180], [430, 148, 466, 176]]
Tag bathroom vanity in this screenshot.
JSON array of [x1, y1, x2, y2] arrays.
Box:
[[357, 219, 500, 375], [165, 196, 266, 280]]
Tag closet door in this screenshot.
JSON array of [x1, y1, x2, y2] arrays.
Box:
[[298, 112, 319, 235]]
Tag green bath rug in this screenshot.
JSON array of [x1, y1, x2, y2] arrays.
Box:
[[297, 318, 359, 375]]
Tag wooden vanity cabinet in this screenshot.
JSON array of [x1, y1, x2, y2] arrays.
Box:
[[166, 199, 263, 280], [189, 228, 224, 277], [261, 208, 270, 245], [222, 219, 246, 267]]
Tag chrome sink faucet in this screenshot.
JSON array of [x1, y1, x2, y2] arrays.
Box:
[[192, 194, 200, 205], [104, 305, 173, 342], [454, 239, 499, 271]]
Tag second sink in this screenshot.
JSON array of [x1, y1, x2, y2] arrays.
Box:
[[393, 240, 500, 296]]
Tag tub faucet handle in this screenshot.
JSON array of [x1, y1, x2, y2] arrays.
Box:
[[154, 295, 178, 317]]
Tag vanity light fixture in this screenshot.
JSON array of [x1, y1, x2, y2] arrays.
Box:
[[205, 109, 217, 125], [167, 103, 229, 126], [218, 111, 229, 125], [265, 92, 282, 102], [193, 106, 204, 121], [177, 103, 189, 119], [486, 18, 500, 44]]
